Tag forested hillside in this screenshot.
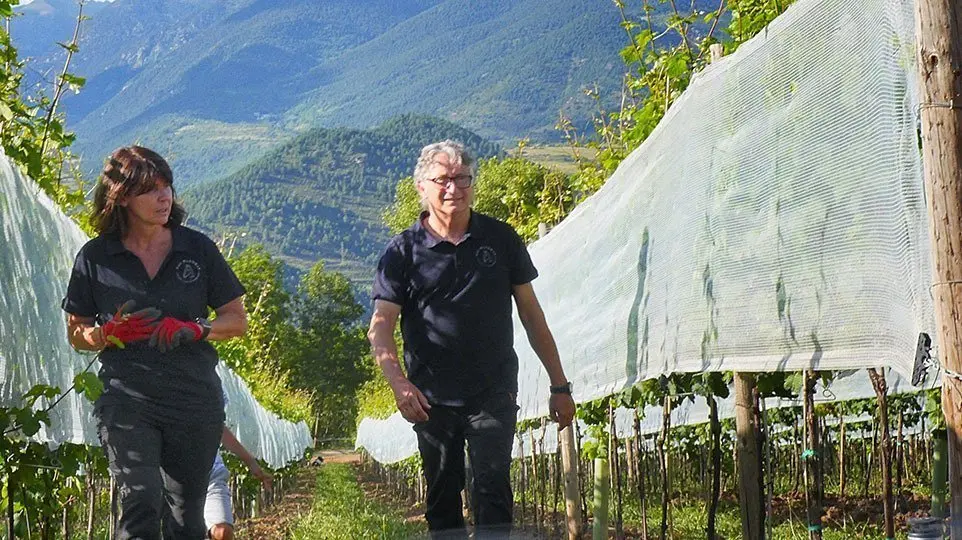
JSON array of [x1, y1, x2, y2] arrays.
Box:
[[184, 114, 501, 279]]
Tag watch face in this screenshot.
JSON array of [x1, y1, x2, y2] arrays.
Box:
[[195, 318, 212, 338]]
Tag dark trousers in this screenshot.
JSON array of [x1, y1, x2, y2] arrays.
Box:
[[96, 404, 223, 540], [414, 393, 518, 540]]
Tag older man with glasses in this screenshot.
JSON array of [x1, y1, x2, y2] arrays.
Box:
[[367, 140, 575, 539]]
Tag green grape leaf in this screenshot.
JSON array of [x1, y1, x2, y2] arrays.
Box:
[[14, 409, 41, 437], [73, 371, 104, 403]]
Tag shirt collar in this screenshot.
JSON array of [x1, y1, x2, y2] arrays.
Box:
[[104, 225, 190, 255], [414, 211, 481, 248], [466, 212, 484, 238], [104, 233, 126, 255]]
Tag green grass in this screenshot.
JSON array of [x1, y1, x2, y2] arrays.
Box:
[[624, 499, 910, 540], [587, 494, 917, 540], [289, 463, 426, 540], [523, 481, 926, 539], [520, 144, 587, 175]]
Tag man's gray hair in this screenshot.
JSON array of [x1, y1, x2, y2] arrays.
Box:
[[413, 140, 477, 183]]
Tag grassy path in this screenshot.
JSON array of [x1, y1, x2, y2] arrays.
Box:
[[288, 462, 426, 539], [239, 461, 920, 538]]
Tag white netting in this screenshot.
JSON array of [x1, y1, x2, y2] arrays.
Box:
[[357, 0, 930, 463], [218, 364, 313, 468], [0, 154, 312, 469]]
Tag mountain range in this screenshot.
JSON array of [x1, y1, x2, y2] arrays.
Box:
[[18, 0, 629, 186]]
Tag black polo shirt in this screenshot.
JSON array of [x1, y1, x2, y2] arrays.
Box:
[[372, 211, 538, 406], [62, 225, 245, 424]]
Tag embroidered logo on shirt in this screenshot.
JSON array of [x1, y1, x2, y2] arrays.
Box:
[[476, 246, 497, 267], [175, 259, 202, 284]]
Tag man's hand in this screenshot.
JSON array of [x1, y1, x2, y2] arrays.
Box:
[[101, 300, 161, 348], [249, 461, 273, 491], [368, 301, 429, 423], [549, 393, 575, 428], [391, 378, 431, 423]]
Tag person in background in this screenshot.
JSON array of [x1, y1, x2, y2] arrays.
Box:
[[205, 426, 273, 540], [367, 140, 576, 539], [63, 146, 247, 539]]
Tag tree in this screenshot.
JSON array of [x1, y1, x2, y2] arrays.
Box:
[[383, 155, 574, 241], [562, 0, 793, 201], [213, 244, 313, 423], [472, 156, 573, 242], [293, 262, 363, 331], [286, 261, 371, 442]]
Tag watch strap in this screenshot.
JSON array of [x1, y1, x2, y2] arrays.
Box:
[[195, 317, 212, 340]]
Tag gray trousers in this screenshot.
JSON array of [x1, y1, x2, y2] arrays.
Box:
[[96, 404, 223, 540]]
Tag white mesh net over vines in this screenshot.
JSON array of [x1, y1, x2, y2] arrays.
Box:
[[0, 155, 312, 469], [357, 0, 931, 463]]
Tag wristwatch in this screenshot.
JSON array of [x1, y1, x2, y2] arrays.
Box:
[[550, 381, 572, 395], [195, 317, 212, 340]]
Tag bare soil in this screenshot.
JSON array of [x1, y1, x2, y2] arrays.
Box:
[[234, 468, 317, 539]]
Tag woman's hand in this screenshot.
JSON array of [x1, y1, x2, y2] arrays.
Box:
[[149, 317, 205, 352], [101, 300, 161, 348]]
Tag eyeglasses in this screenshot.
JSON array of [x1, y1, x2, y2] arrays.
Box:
[[424, 174, 474, 188]]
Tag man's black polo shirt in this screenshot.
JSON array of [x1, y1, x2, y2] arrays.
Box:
[[372, 211, 538, 406], [62, 225, 245, 424]]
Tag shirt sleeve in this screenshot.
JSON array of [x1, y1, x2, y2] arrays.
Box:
[[372, 238, 407, 305], [61, 246, 98, 317], [204, 236, 246, 310], [509, 228, 539, 285]]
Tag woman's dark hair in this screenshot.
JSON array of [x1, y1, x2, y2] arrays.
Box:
[[89, 146, 186, 236]]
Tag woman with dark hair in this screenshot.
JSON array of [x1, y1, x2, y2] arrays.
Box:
[[62, 146, 248, 539]]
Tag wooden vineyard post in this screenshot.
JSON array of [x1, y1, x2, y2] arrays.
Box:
[[868, 368, 895, 539], [85, 466, 96, 540], [802, 370, 823, 540], [561, 425, 582, 539], [707, 393, 722, 540], [838, 412, 846, 498], [530, 429, 539, 531], [734, 372, 763, 539], [897, 411, 905, 509], [709, 42, 764, 540], [634, 408, 649, 540], [540, 222, 583, 539], [610, 401, 624, 538], [577, 422, 589, 529], [658, 395, 671, 540], [915, 0, 962, 535]]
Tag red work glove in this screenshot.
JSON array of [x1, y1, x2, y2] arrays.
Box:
[[101, 300, 161, 349], [149, 317, 204, 353]]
